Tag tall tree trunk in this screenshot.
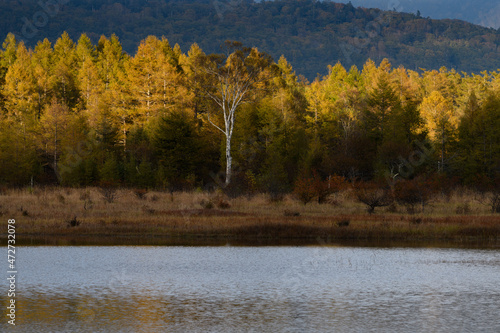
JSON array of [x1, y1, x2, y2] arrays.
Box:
[[225, 135, 232, 185], [441, 127, 445, 172], [123, 118, 127, 153], [54, 122, 58, 176]]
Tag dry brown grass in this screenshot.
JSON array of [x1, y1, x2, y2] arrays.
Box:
[[0, 186, 499, 246]]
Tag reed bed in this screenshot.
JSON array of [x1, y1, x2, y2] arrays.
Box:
[[0, 186, 499, 246]]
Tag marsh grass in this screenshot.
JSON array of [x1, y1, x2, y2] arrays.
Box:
[[0, 186, 499, 245]]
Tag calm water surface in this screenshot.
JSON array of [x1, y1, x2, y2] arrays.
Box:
[[2, 246, 500, 332]]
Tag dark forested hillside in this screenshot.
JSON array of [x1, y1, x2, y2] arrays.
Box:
[[2, 0, 500, 79], [340, 0, 500, 29]]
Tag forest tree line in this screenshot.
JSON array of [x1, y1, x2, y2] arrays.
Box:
[[0, 32, 499, 196]]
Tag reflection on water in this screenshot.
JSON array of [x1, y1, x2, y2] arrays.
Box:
[[2, 247, 500, 332]]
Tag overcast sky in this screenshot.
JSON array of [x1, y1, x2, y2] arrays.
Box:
[[336, 0, 500, 29]]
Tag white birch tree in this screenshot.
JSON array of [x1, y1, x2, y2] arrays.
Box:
[[190, 41, 274, 185]]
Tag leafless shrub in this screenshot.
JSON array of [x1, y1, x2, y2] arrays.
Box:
[[57, 194, 66, 204], [493, 194, 500, 213], [284, 209, 300, 217], [455, 203, 471, 215], [216, 198, 231, 209], [99, 187, 117, 203], [79, 190, 91, 201], [0, 186, 8, 195], [33, 188, 43, 198], [475, 191, 500, 214], [199, 199, 214, 210], [354, 182, 393, 215], [67, 216, 81, 227], [385, 202, 398, 213], [83, 198, 94, 211], [19, 206, 29, 216], [204, 193, 231, 209], [134, 189, 148, 200], [268, 192, 285, 203], [328, 198, 342, 206], [141, 205, 156, 215], [337, 219, 350, 227], [409, 217, 422, 225]]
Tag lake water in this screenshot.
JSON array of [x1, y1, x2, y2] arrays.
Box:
[[2, 246, 500, 332]]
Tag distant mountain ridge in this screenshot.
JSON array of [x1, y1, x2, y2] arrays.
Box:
[[338, 0, 500, 29], [2, 0, 500, 79]]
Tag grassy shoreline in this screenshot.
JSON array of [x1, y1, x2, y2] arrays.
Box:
[[1, 187, 500, 248]]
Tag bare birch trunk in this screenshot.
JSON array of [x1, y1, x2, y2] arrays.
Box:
[[54, 122, 58, 176], [225, 135, 232, 185]]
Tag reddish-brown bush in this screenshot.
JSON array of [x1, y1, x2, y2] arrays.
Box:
[[354, 182, 393, 214], [394, 178, 434, 214], [294, 172, 347, 204], [293, 173, 319, 204]]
